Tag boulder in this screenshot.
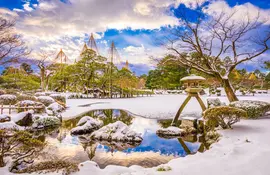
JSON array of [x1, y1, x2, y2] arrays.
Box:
[[47, 102, 65, 115], [13, 110, 34, 126], [207, 98, 226, 108], [0, 114, 11, 122], [71, 116, 103, 135], [37, 96, 55, 106], [91, 121, 142, 142], [229, 100, 270, 119], [0, 94, 17, 105], [156, 126, 186, 138]]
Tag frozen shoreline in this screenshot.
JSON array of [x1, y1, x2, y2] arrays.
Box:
[[1, 94, 270, 175]]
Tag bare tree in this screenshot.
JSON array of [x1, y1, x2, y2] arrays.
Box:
[[36, 51, 55, 91], [163, 7, 270, 102], [0, 17, 29, 65]]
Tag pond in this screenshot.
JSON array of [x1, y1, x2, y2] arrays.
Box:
[[34, 109, 211, 169]]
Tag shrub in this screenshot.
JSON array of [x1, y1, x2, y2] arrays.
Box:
[[15, 100, 45, 113], [229, 100, 270, 119], [17, 94, 37, 101], [203, 106, 247, 129], [0, 94, 17, 105], [49, 94, 66, 104], [16, 160, 79, 175], [37, 96, 55, 106]]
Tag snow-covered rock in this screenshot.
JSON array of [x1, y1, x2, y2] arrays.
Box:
[[156, 126, 185, 137], [0, 114, 11, 122], [13, 110, 34, 126], [47, 102, 65, 115], [34, 92, 46, 96], [37, 96, 55, 106], [230, 100, 270, 119], [71, 116, 103, 135], [0, 121, 23, 130], [91, 121, 143, 142], [32, 115, 61, 129], [207, 98, 226, 108], [0, 94, 17, 105]]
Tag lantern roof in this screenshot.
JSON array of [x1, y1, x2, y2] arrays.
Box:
[[180, 74, 206, 82]]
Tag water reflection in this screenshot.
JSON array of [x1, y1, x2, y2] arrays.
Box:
[[36, 109, 213, 168]]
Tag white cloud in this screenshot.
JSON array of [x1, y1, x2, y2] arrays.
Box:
[[23, 2, 34, 12], [204, 1, 270, 24]]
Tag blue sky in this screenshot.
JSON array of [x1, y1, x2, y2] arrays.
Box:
[[0, 0, 269, 75]]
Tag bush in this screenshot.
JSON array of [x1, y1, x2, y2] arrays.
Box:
[[203, 106, 247, 129], [17, 94, 37, 101], [37, 96, 55, 106], [229, 100, 270, 119], [49, 94, 66, 104], [0, 94, 17, 105], [15, 100, 45, 113]]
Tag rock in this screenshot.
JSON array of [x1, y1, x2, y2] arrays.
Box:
[[229, 100, 270, 119], [207, 98, 226, 108], [47, 102, 65, 115], [0, 121, 23, 130], [14, 110, 34, 126], [37, 96, 55, 106], [32, 115, 61, 129], [156, 126, 186, 138], [0, 114, 11, 122], [71, 116, 103, 135], [0, 94, 17, 105], [91, 121, 143, 142]]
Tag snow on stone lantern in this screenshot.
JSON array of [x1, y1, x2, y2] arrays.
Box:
[[171, 74, 207, 126]]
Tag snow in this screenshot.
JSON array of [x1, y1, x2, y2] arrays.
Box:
[[180, 74, 206, 81], [47, 102, 65, 114], [11, 110, 34, 123], [156, 126, 184, 136], [70, 116, 103, 135], [32, 114, 61, 129], [1, 94, 270, 175], [37, 96, 55, 106], [0, 94, 17, 100], [0, 121, 23, 130], [91, 121, 143, 142]]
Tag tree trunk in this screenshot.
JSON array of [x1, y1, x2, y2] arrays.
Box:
[[40, 69, 45, 91], [222, 78, 238, 102], [0, 155, 5, 167]]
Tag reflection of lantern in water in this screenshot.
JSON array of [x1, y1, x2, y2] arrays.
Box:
[[171, 75, 207, 125]]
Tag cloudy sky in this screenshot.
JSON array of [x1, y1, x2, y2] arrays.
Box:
[[0, 0, 269, 75]]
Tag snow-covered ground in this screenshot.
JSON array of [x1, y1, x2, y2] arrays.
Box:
[[1, 94, 270, 175]]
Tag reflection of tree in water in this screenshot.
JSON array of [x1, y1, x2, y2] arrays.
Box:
[[158, 119, 181, 128], [78, 135, 97, 160]]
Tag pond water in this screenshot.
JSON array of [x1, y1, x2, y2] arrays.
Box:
[[35, 109, 210, 168]]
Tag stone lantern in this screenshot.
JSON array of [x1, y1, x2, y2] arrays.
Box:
[[171, 74, 207, 125]]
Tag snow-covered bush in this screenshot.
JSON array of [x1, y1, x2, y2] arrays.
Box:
[[0, 94, 17, 105], [34, 92, 47, 97], [47, 102, 65, 115], [91, 121, 142, 142], [156, 126, 185, 137], [229, 100, 270, 119], [13, 110, 34, 126], [203, 106, 247, 129], [32, 115, 61, 129], [0, 114, 11, 122], [37, 96, 55, 106], [49, 94, 66, 104], [71, 116, 103, 135], [17, 94, 37, 102], [15, 100, 45, 113], [207, 98, 226, 108]]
